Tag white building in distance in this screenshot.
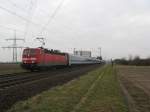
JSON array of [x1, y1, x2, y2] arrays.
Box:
[[74, 50, 92, 57]]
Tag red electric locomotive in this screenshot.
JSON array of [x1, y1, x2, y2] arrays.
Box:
[[21, 47, 69, 70]]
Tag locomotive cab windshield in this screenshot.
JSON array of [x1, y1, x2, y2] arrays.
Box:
[[23, 49, 37, 57]]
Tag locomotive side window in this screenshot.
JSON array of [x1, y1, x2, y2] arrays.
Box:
[[40, 49, 44, 54]]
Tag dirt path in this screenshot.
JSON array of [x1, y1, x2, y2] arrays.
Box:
[[117, 66, 150, 112]]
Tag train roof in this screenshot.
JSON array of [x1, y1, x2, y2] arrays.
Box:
[[24, 47, 66, 55]]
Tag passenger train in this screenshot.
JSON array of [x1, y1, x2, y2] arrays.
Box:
[[21, 47, 102, 70]]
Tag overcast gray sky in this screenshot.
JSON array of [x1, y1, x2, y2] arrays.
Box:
[[0, 0, 150, 62]]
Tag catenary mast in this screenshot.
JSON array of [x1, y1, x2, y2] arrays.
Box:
[[2, 30, 25, 62]]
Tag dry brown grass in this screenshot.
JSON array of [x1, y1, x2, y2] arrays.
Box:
[[0, 63, 25, 74]]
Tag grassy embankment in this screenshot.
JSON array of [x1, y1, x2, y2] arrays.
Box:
[[8, 65, 128, 112]]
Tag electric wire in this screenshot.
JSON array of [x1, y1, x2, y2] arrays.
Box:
[[24, 0, 38, 41], [39, 0, 65, 34], [0, 5, 52, 31], [1, 0, 81, 42], [0, 24, 25, 33], [6, 0, 30, 13]]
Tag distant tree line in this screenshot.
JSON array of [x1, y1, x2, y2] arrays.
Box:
[[114, 56, 150, 66]]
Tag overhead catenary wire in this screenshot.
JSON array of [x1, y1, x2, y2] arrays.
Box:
[[6, 0, 50, 16], [39, 0, 65, 34], [24, 0, 38, 40], [0, 24, 25, 33], [0, 5, 56, 33], [6, 0, 31, 13], [3, 0, 80, 37], [0, 5, 32, 23], [1, 0, 82, 42], [6, 0, 65, 34], [7, 0, 37, 40]]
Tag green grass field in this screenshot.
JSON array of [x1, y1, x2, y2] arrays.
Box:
[[8, 65, 128, 112]]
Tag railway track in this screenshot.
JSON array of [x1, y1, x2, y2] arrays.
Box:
[[0, 67, 81, 89], [0, 72, 30, 88], [0, 72, 29, 78]]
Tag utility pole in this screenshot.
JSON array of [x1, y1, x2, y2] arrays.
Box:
[[2, 30, 25, 62], [98, 47, 102, 60], [73, 48, 76, 54], [98, 47, 101, 57]]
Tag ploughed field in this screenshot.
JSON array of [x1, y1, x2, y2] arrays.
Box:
[[117, 66, 150, 112], [0, 64, 101, 112]]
